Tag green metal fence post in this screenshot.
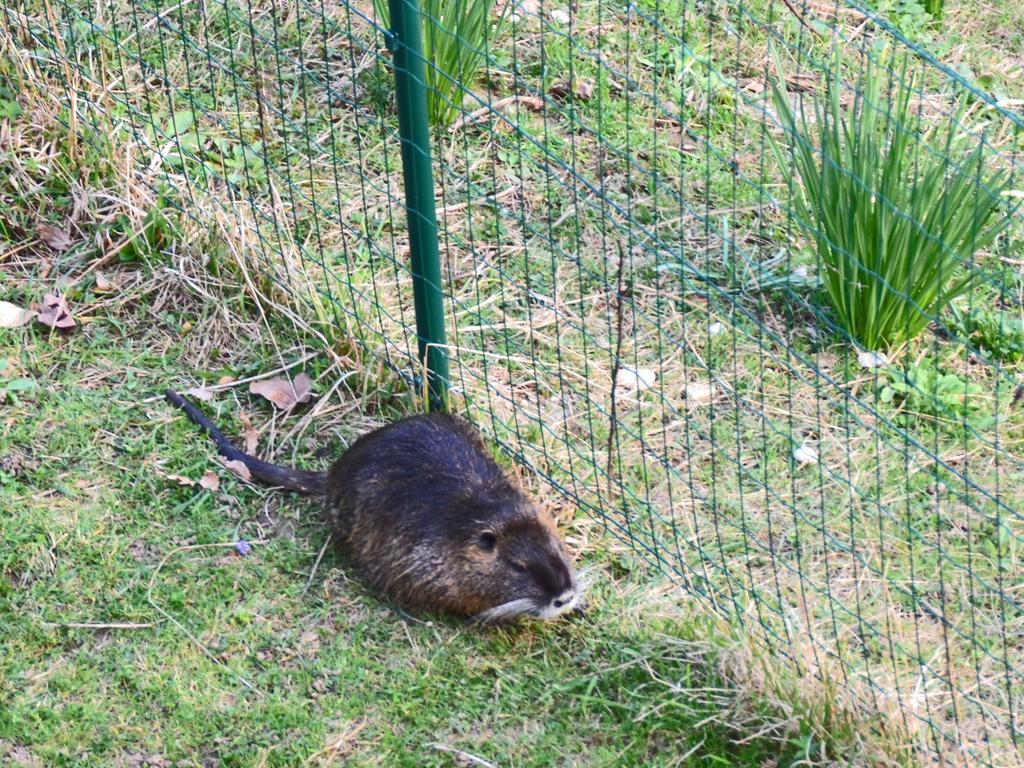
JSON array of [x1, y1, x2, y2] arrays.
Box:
[[386, 0, 449, 411]]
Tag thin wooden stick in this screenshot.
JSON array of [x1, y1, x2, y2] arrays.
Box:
[[606, 242, 627, 502]]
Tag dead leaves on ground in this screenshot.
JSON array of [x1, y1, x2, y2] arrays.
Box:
[[548, 78, 595, 102], [167, 370, 310, 488], [184, 386, 215, 402], [0, 294, 77, 331], [249, 373, 313, 411], [198, 470, 220, 491], [0, 302, 36, 328], [238, 411, 259, 453], [683, 381, 718, 407], [221, 458, 253, 482], [35, 222, 72, 252], [449, 95, 546, 132], [36, 293, 76, 330], [615, 366, 656, 393], [94, 272, 117, 293], [163, 468, 229, 491], [512, 0, 538, 13]]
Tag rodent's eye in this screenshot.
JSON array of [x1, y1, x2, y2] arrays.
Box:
[[477, 531, 497, 551], [510, 561, 527, 573]]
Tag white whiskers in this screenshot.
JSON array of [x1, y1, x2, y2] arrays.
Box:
[[474, 568, 594, 624], [474, 598, 537, 624]]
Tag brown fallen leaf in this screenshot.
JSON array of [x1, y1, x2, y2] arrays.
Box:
[[94, 272, 117, 293], [185, 386, 215, 402], [199, 470, 220, 491], [0, 301, 37, 328], [550, 78, 594, 101], [683, 381, 716, 406], [0, 453, 24, 475], [297, 629, 321, 657], [166, 473, 195, 487], [5, 745, 44, 768], [249, 373, 313, 411], [35, 293, 76, 330], [36, 223, 72, 252], [616, 366, 656, 392], [238, 411, 259, 454], [548, 81, 571, 100], [574, 78, 595, 100], [128, 539, 155, 563], [217, 375, 237, 386], [222, 459, 253, 482]]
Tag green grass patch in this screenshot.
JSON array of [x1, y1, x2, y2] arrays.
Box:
[[0, 320, 865, 766]]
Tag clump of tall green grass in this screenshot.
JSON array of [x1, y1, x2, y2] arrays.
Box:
[[770, 50, 1012, 350], [374, 0, 510, 128]]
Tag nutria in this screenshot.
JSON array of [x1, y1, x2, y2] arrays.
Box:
[[164, 390, 580, 623]]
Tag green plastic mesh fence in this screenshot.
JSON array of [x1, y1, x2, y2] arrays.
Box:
[[6, 0, 1023, 761]]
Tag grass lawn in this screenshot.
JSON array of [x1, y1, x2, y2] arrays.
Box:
[[0, 289, 879, 766]]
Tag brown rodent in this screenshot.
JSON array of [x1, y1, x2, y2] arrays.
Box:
[[165, 390, 580, 623]]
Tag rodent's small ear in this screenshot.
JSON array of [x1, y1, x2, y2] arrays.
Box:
[[477, 531, 497, 551]]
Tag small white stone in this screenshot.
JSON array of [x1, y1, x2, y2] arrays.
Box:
[[708, 321, 724, 336], [549, 8, 570, 23], [857, 350, 889, 369], [616, 366, 656, 392], [792, 266, 809, 278], [793, 444, 818, 464], [683, 381, 715, 405]]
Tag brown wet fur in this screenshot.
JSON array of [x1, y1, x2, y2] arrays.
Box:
[[324, 413, 576, 618], [166, 392, 577, 620]]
